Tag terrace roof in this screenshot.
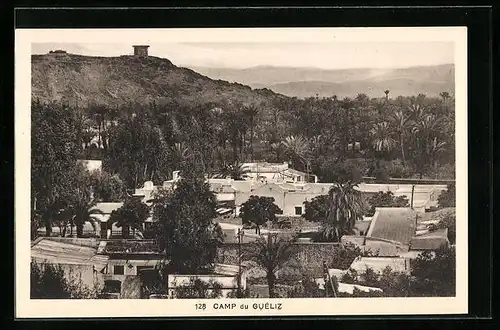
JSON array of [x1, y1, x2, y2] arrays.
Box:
[[31, 238, 109, 270], [366, 207, 417, 245]]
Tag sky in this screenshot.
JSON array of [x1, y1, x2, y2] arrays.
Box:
[[31, 42, 454, 70]]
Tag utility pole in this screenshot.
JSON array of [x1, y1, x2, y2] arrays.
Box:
[[323, 260, 337, 298], [410, 184, 415, 209], [323, 261, 329, 297], [237, 228, 244, 298]]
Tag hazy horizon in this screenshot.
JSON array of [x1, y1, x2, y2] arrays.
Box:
[[31, 42, 454, 70]]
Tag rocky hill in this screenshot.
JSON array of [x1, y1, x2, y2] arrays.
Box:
[[31, 53, 282, 108]]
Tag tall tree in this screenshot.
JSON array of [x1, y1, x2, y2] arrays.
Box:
[[242, 105, 259, 161], [31, 101, 82, 237], [384, 90, 390, 101], [88, 103, 108, 149], [370, 121, 397, 160], [322, 182, 364, 242], [90, 171, 127, 202], [303, 195, 329, 223], [239, 196, 283, 235], [410, 114, 445, 178], [214, 160, 250, 180], [245, 233, 297, 298], [390, 108, 410, 165], [282, 135, 311, 174], [152, 170, 223, 274], [66, 164, 104, 237], [105, 114, 169, 188], [109, 197, 150, 239], [439, 91, 450, 113]]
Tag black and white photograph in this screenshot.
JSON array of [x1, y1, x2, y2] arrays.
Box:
[[15, 27, 468, 317]]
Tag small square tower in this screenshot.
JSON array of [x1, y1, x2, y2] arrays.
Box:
[[133, 45, 150, 57]]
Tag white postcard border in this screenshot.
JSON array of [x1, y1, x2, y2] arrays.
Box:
[[15, 27, 468, 318]]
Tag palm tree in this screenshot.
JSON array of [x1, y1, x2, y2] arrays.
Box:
[[429, 137, 447, 171], [309, 135, 323, 159], [71, 200, 104, 237], [282, 135, 311, 174], [410, 114, 444, 178], [384, 90, 390, 101], [242, 105, 259, 161], [370, 122, 397, 159], [245, 233, 297, 298], [407, 100, 425, 121], [322, 182, 364, 242], [439, 92, 450, 113], [390, 110, 410, 165], [171, 142, 191, 171], [214, 160, 250, 181], [223, 109, 246, 162], [88, 103, 108, 149]]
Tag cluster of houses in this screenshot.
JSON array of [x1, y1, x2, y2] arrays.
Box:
[[32, 159, 454, 298]]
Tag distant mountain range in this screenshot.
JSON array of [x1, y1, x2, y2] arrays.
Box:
[[188, 64, 455, 99]]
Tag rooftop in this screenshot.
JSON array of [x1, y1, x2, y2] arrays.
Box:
[[349, 256, 410, 274], [409, 228, 449, 251], [241, 162, 289, 173], [366, 207, 418, 245], [31, 238, 109, 271], [100, 240, 162, 255], [313, 279, 383, 294]]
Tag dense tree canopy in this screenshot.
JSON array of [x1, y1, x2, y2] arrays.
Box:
[[366, 191, 410, 216], [303, 195, 329, 223], [109, 197, 150, 239], [90, 170, 127, 202], [239, 196, 283, 234], [33, 92, 455, 190], [152, 170, 223, 274], [31, 91, 455, 242]]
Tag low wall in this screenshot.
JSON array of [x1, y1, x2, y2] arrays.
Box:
[[362, 177, 455, 185], [43, 237, 100, 248], [217, 242, 343, 278]]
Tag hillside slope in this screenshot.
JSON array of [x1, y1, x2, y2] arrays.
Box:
[[31, 54, 281, 107]]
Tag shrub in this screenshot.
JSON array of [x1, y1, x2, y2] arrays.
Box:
[[438, 184, 456, 208], [286, 275, 324, 298], [174, 278, 223, 299], [437, 214, 456, 244], [366, 191, 409, 216], [31, 261, 102, 299], [373, 165, 390, 183], [411, 246, 456, 296], [387, 162, 414, 178], [332, 243, 364, 269], [425, 163, 455, 180]]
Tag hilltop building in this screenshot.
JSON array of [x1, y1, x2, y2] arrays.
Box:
[[133, 45, 150, 57]]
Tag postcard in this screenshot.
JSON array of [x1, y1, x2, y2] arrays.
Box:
[[15, 26, 467, 318]]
